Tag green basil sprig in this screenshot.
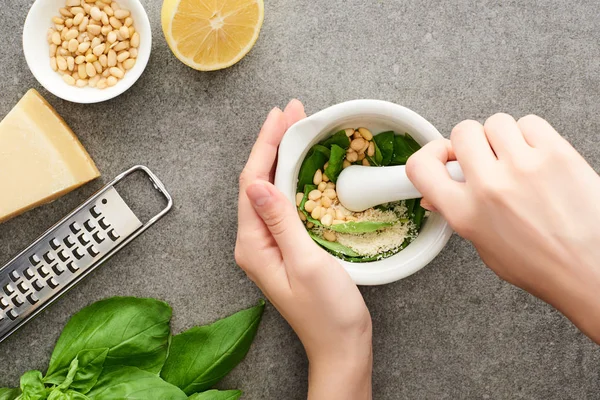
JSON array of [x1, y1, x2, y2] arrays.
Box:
[[1, 298, 264, 400]]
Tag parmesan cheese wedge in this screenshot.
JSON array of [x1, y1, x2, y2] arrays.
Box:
[[0, 89, 100, 223]]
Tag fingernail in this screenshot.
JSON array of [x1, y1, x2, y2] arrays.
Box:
[[268, 107, 281, 118], [246, 183, 271, 207]]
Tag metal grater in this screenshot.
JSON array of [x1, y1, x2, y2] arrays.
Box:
[[0, 165, 173, 343]]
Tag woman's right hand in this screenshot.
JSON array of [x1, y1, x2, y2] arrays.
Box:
[[407, 113, 600, 343]]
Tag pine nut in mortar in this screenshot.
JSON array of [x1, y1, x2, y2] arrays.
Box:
[[47, 0, 139, 89], [296, 127, 428, 262]]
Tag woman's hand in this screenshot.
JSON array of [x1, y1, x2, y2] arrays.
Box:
[[236, 100, 373, 399], [407, 113, 600, 343]]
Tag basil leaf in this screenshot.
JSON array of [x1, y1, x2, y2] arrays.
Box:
[[160, 301, 265, 395], [412, 199, 426, 230], [324, 145, 345, 183], [308, 232, 360, 257], [297, 146, 329, 191], [45, 348, 108, 394], [18, 371, 46, 400], [319, 130, 350, 150], [0, 388, 20, 400], [390, 133, 422, 165], [329, 221, 394, 234], [373, 131, 394, 166], [47, 297, 171, 377], [46, 390, 89, 400], [188, 390, 242, 400], [87, 366, 186, 400]]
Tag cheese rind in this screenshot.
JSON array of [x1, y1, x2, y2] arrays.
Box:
[[0, 89, 100, 223]]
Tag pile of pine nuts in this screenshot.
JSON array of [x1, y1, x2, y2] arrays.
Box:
[[47, 0, 140, 89], [343, 127, 375, 168], [296, 128, 377, 242]]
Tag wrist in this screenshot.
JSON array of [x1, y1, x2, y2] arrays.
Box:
[[307, 332, 373, 400]]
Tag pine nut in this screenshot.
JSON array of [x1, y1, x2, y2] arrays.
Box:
[[129, 48, 138, 58], [73, 12, 84, 25], [119, 26, 129, 39], [357, 152, 365, 161], [317, 182, 327, 192], [322, 173, 330, 182], [87, 24, 101, 35], [362, 158, 370, 166], [335, 210, 345, 220], [353, 132, 361, 139], [323, 230, 337, 242], [111, 2, 120, 11], [66, 0, 80, 6], [78, 63, 87, 79], [107, 49, 117, 66], [90, 6, 102, 20], [108, 67, 123, 78], [297, 210, 307, 222], [358, 141, 369, 154], [308, 190, 322, 201], [90, 37, 101, 48], [306, 222, 314, 229], [114, 9, 130, 19], [358, 127, 373, 140], [101, 25, 111, 35], [321, 196, 332, 208], [82, 3, 92, 12], [116, 50, 129, 62], [59, 48, 70, 56], [350, 138, 365, 151], [52, 32, 62, 45], [346, 150, 358, 162], [102, 68, 110, 77], [88, 74, 101, 87], [113, 41, 129, 51], [65, 18, 74, 27], [343, 160, 351, 169], [304, 200, 316, 213], [123, 58, 135, 70], [79, 16, 89, 32], [92, 43, 105, 56], [311, 206, 322, 220], [345, 128, 354, 137], [97, 78, 108, 89], [313, 169, 323, 185], [93, 61, 102, 73], [84, 62, 96, 77], [70, 7, 84, 14], [324, 162, 329, 170], [98, 54, 108, 67], [321, 214, 333, 227], [49, 44, 57, 57], [326, 182, 336, 189], [324, 189, 337, 199], [53, 17, 65, 25], [76, 79, 88, 87], [86, 53, 98, 63], [109, 16, 122, 28], [56, 56, 67, 70], [67, 38, 77, 52], [125, 17, 133, 27], [67, 56, 75, 71], [76, 41, 89, 53], [130, 32, 140, 48], [50, 57, 58, 71], [75, 55, 85, 64], [63, 74, 76, 85], [61, 40, 68, 49], [59, 8, 74, 17], [295, 193, 304, 207], [367, 142, 375, 157], [104, 6, 114, 16], [107, 76, 118, 87]]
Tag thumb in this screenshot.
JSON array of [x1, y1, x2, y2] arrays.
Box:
[[246, 181, 316, 260], [406, 139, 465, 215]]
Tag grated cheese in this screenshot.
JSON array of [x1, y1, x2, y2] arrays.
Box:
[[336, 221, 415, 257]]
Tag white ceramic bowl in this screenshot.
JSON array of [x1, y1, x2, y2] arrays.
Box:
[[275, 100, 453, 285], [23, 0, 151, 104]]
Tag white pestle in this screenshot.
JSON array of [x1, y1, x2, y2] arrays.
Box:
[[336, 161, 465, 212]]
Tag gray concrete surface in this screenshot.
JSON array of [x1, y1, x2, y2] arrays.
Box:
[[1, 0, 600, 398]]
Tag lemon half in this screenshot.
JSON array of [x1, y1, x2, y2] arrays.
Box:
[[161, 0, 264, 71]]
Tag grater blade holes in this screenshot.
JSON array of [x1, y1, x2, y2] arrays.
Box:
[[3, 284, 14, 296], [49, 238, 61, 250], [77, 233, 90, 246], [26, 293, 39, 305], [83, 219, 96, 232], [9, 271, 19, 283], [90, 205, 101, 218], [11, 296, 23, 307], [87, 246, 99, 257], [64, 235, 75, 248], [57, 250, 69, 262], [17, 282, 29, 294], [37, 266, 49, 278], [66, 262, 79, 273], [47, 278, 59, 289], [69, 222, 82, 234], [107, 229, 120, 241], [72, 248, 85, 260], [42, 251, 55, 264], [28, 254, 41, 267], [51, 264, 64, 276], [23, 268, 35, 280], [98, 217, 111, 230], [92, 232, 105, 244], [0, 297, 8, 310], [7, 310, 18, 320], [31, 280, 44, 291]]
